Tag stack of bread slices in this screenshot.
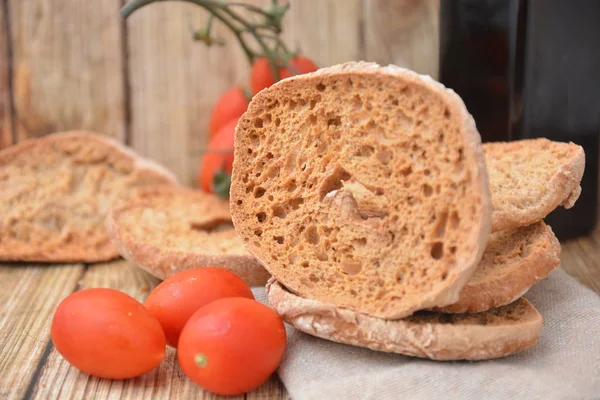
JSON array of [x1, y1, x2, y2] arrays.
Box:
[[229, 62, 585, 360]]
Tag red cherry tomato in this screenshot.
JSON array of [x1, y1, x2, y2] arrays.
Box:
[[178, 297, 287, 396], [198, 118, 236, 194], [51, 288, 166, 379], [250, 55, 318, 94], [144, 268, 254, 348], [209, 87, 250, 139]]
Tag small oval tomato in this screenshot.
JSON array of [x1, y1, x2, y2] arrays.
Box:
[[250, 55, 318, 94], [209, 87, 250, 139], [178, 297, 286, 396], [199, 118, 236, 195], [51, 288, 166, 379], [145, 268, 254, 348]]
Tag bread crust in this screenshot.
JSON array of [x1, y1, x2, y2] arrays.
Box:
[[231, 61, 492, 319], [107, 186, 270, 286], [0, 131, 177, 262], [267, 279, 542, 361], [434, 221, 561, 313], [484, 139, 585, 232]]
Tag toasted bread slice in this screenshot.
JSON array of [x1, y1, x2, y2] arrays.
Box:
[[484, 139, 585, 232], [434, 221, 560, 313], [0, 131, 176, 262], [107, 186, 270, 286], [231, 62, 492, 319], [267, 279, 542, 361]]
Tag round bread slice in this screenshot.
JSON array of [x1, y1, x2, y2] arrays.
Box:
[[267, 279, 542, 361], [434, 221, 560, 313], [231, 61, 492, 319], [107, 186, 270, 286], [484, 138, 585, 232], [0, 131, 176, 262]]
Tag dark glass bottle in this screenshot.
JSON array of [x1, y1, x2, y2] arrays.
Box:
[[440, 0, 599, 240]]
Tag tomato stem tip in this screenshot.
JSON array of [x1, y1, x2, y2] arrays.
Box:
[[195, 353, 208, 368]]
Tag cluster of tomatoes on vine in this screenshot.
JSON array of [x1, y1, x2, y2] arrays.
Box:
[[199, 55, 318, 197]]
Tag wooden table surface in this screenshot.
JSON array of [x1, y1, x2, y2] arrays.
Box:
[[1, 230, 599, 400]]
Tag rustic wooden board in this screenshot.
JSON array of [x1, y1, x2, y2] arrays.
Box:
[[0, 0, 13, 149], [0, 263, 84, 399], [8, 0, 126, 141], [561, 231, 600, 293], [364, 0, 440, 79], [283, 0, 363, 66], [30, 259, 289, 399], [125, 0, 251, 186]]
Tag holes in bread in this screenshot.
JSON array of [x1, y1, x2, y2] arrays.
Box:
[[400, 165, 412, 177], [298, 98, 307, 108], [264, 113, 272, 123], [288, 100, 297, 110], [250, 134, 260, 147], [254, 118, 263, 128], [272, 205, 287, 219], [285, 150, 298, 172], [434, 212, 448, 238], [274, 236, 284, 245], [450, 246, 457, 255], [309, 273, 319, 283], [319, 167, 351, 200], [266, 165, 280, 179], [305, 226, 320, 245], [315, 249, 328, 261], [289, 197, 304, 210], [268, 194, 274, 201], [275, 117, 281, 127], [288, 254, 298, 264], [444, 108, 451, 119], [342, 260, 362, 275], [355, 145, 374, 157], [308, 114, 317, 125], [266, 152, 274, 160], [354, 237, 367, 247], [327, 116, 342, 127], [285, 180, 297, 192], [247, 148, 253, 155], [256, 212, 267, 223], [254, 229, 262, 237], [376, 149, 393, 164], [190, 218, 234, 233], [254, 187, 266, 198], [431, 242, 444, 260], [422, 184, 433, 197], [316, 83, 326, 92], [450, 211, 460, 229], [352, 94, 362, 110], [309, 99, 317, 110]]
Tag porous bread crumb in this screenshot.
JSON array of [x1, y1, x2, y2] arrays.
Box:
[[434, 221, 561, 313], [484, 138, 585, 232], [231, 62, 492, 319], [0, 131, 176, 262]]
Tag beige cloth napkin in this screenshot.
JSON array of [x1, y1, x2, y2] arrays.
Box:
[[255, 268, 600, 399]]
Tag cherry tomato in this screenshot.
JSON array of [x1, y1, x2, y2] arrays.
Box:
[[51, 288, 166, 379], [250, 55, 318, 94], [145, 268, 254, 348], [178, 297, 287, 396], [199, 118, 236, 195], [209, 87, 250, 139]]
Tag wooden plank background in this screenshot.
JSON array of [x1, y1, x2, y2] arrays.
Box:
[[0, 0, 440, 185]]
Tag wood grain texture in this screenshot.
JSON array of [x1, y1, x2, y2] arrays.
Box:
[[561, 230, 600, 293], [125, 0, 252, 186], [8, 0, 125, 141], [0, 0, 13, 149], [364, 0, 440, 78], [31, 259, 289, 399], [0, 263, 83, 399], [283, 0, 362, 66]]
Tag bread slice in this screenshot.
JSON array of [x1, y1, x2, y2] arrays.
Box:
[[267, 279, 542, 361], [107, 186, 270, 286], [484, 138, 585, 232], [434, 221, 560, 313], [231, 61, 492, 319], [0, 131, 176, 262]]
